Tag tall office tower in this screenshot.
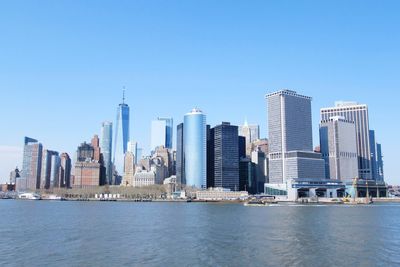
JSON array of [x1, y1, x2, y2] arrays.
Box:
[[50, 155, 61, 188], [176, 123, 184, 186], [101, 121, 113, 185], [151, 117, 173, 152], [251, 150, 268, 192], [153, 146, 172, 178], [9, 167, 20, 184], [40, 149, 59, 189], [113, 90, 130, 176], [376, 143, 384, 181], [122, 150, 135, 186], [19, 137, 43, 191], [207, 122, 240, 191], [266, 90, 325, 184], [239, 136, 246, 160], [73, 135, 102, 188], [58, 153, 71, 188], [239, 158, 257, 194], [369, 130, 379, 181], [319, 116, 358, 181], [251, 138, 269, 155], [321, 102, 371, 180], [127, 141, 139, 165], [239, 119, 260, 156], [136, 148, 143, 164], [183, 109, 207, 189]]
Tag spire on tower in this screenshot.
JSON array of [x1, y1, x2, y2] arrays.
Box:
[[122, 86, 126, 104]]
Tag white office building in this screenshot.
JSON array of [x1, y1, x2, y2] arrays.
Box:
[[321, 102, 372, 180], [320, 116, 358, 181]]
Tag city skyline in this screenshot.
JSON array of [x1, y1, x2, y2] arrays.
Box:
[[1, 1, 399, 185]]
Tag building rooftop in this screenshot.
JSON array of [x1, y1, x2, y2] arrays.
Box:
[[186, 108, 204, 115], [321, 102, 368, 110], [265, 89, 312, 100]]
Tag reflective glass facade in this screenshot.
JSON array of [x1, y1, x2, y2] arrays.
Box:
[[184, 109, 207, 189], [151, 118, 173, 151], [20, 137, 43, 191], [101, 121, 113, 185], [113, 100, 130, 176]]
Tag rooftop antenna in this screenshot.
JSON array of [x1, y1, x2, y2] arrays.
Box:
[[122, 86, 126, 104]]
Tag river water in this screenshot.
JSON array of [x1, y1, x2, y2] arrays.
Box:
[[0, 201, 399, 267]]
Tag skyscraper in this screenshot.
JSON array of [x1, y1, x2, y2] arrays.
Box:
[[101, 121, 113, 185], [19, 137, 43, 191], [58, 153, 71, 188], [183, 109, 207, 189], [113, 90, 130, 176], [319, 116, 358, 181], [239, 119, 260, 156], [176, 123, 184, 186], [266, 90, 325, 184], [207, 122, 240, 191], [9, 167, 20, 184], [321, 102, 371, 180], [251, 150, 268, 192], [73, 135, 103, 188], [369, 130, 378, 181], [40, 149, 59, 189], [121, 149, 135, 186], [50, 154, 61, 188], [151, 117, 173, 152], [376, 143, 384, 182]]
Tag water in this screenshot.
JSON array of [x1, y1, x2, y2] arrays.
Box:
[[0, 201, 399, 267]]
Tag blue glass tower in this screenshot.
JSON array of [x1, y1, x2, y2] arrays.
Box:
[[113, 90, 130, 177], [151, 117, 173, 151], [183, 109, 207, 189], [101, 121, 113, 185]]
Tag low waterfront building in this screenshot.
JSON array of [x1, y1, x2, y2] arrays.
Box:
[[265, 179, 388, 200], [132, 170, 156, 187], [196, 188, 249, 201], [1, 183, 15, 192], [345, 179, 388, 198]]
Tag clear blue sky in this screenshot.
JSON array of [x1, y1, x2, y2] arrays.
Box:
[[0, 0, 399, 184]]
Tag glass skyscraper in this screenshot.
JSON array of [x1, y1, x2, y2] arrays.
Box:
[[40, 149, 59, 189], [113, 91, 130, 176], [183, 109, 207, 189], [101, 121, 113, 185], [376, 143, 384, 182], [151, 117, 173, 152], [176, 123, 184, 186], [207, 122, 239, 191], [20, 137, 43, 191]]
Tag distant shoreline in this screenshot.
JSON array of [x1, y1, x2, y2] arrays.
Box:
[[4, 197, 400, 204]]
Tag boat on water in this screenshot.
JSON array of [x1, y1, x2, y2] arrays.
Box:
[[244, 198, 278, 207], [45, 195, 65, 201], [18, 193, 41, 200]]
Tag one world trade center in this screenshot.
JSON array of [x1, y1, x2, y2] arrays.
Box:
[[113, 89, 130, 179]]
